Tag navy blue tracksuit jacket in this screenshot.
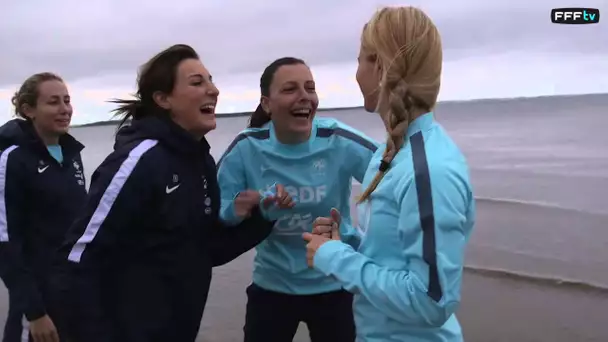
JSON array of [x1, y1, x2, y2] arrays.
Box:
[[0, 119, 86, 342], [55, 115, 275, 342]]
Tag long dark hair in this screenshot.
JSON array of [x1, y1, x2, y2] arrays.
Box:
[[109, 44, 200, 128], [248, 57, 306, 128]]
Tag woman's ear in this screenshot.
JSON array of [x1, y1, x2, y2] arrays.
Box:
[[153, 91, 171, 110], [21, 103, 35, 120], [260, 96, 271, 114]]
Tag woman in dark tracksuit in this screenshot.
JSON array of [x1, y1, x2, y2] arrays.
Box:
[[55, 44, 285, 342], [0, 72, 87, 342]]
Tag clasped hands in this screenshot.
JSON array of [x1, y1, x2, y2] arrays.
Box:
[[302, 208, 342, 268], [234, 184, 295, 218], [234, 185, 340, 269]]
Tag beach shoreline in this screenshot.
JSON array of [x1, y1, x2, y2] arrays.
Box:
[[197, 251, 608, 342]]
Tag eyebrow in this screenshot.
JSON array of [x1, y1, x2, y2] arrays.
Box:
[[188, 73, 212, 80], [282, 80, 315, 86], [47, 94, 70, 100]]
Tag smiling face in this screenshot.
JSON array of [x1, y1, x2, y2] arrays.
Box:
[[22, 79, 73, 138], [154, 58, 219, 138], [261, 63, 319, 143]]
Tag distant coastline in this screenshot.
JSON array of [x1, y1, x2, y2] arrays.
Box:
[[72, 92, 607, 128]]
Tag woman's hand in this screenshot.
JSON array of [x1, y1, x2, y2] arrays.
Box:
[[303, 208, 342, 267], [234, 184, 295, 219], [264, 184, 295, 209], [311, 208, 341, 239], [30, 314, 60, 342], [234, 190, 264, 218]]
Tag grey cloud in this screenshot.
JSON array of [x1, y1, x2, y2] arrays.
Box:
[[1, 0, 606, 87]]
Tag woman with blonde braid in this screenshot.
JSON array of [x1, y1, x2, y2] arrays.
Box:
[[303, 6, 476, 342]]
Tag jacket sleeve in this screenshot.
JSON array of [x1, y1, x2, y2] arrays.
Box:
[[0, 146, 47, 321], [339, 126, 379, 249], [209, 207, 275, 267], [58, 142, 158, 342], [216, 135, 248, 225], [313, 164, 474, 327]]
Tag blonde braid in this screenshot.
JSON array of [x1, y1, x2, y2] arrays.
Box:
[[357, 78, 413, 203], [356, 6, 441, 203]]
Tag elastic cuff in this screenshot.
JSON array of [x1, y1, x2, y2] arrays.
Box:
[[313, 240, 350, 274], [25, 308, 46, 322]]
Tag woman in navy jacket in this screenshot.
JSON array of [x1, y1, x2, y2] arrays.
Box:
[[56, 44, 288, 342], [0, 72, 87, 342]]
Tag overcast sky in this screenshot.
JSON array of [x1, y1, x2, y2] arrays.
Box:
[[1, 0, 606, 124]]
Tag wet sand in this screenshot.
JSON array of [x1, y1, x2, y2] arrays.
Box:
[[1, 255, 606, 342], [197, 252, 608, 342]]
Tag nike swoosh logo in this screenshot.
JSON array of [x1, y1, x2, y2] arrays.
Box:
[[38, 166, 49, 173], [166, 184, 180, 194]]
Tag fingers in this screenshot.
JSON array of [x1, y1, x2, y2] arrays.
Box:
[[331, 225, 341, 240], [303, 233, 316, 267], [306, 247, 315, 267], [234, 190, 262, 217], [330, 208, 341, 226], [274, 184, 295, 208], [302, 232, 314, 242], [313, 212, 341, 239], [313, 217, 334, 227], [312, 224, 333, 235], [276, 183, 285, 198], [261, 195, 275, 209], [51, 330, 60, 342], [312, 217, 333, 234], [32, 331, 58, 342], [330, 208, 341, 240]]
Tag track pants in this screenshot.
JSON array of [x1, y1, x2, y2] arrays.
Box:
[[243, 283, 356, 342]]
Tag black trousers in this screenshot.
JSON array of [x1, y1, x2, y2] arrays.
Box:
[[243, 283, 356, 342]]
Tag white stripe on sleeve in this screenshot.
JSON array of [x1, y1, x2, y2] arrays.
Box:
[[68, 139, 157, 263]]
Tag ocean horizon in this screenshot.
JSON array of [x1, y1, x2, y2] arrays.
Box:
[[72, 92, 608, 128]]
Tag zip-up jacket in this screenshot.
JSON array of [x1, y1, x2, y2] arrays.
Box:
[[0, 119, 86, 321], [55, 115, 274, 342]]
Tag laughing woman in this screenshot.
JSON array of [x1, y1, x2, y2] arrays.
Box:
[[218, 57, 378, 342], [56, 44, 284, 342], [304, 7, 476, 342]]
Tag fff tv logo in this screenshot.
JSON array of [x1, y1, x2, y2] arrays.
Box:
[[551, 8, 600, 24]]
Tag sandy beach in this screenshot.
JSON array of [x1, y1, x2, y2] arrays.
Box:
[[1, 94, 607, 341], [198, 253, 608, 342]]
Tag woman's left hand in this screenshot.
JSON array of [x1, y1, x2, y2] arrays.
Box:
[[263, 183, 296, 209], [303, 208, 341, 267]]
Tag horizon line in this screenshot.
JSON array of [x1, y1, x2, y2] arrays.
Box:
[[72, 91, 608, 128]]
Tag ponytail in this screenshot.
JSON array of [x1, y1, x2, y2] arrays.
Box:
[[109, 98, 143, 130], [248, 104, 271, 128], [357, 78, 416, 204]]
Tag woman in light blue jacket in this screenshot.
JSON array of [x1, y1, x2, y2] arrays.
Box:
[[303, 6, 476, 342]]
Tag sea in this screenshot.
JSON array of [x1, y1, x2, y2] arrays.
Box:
[[1, 93, 608, 341]]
